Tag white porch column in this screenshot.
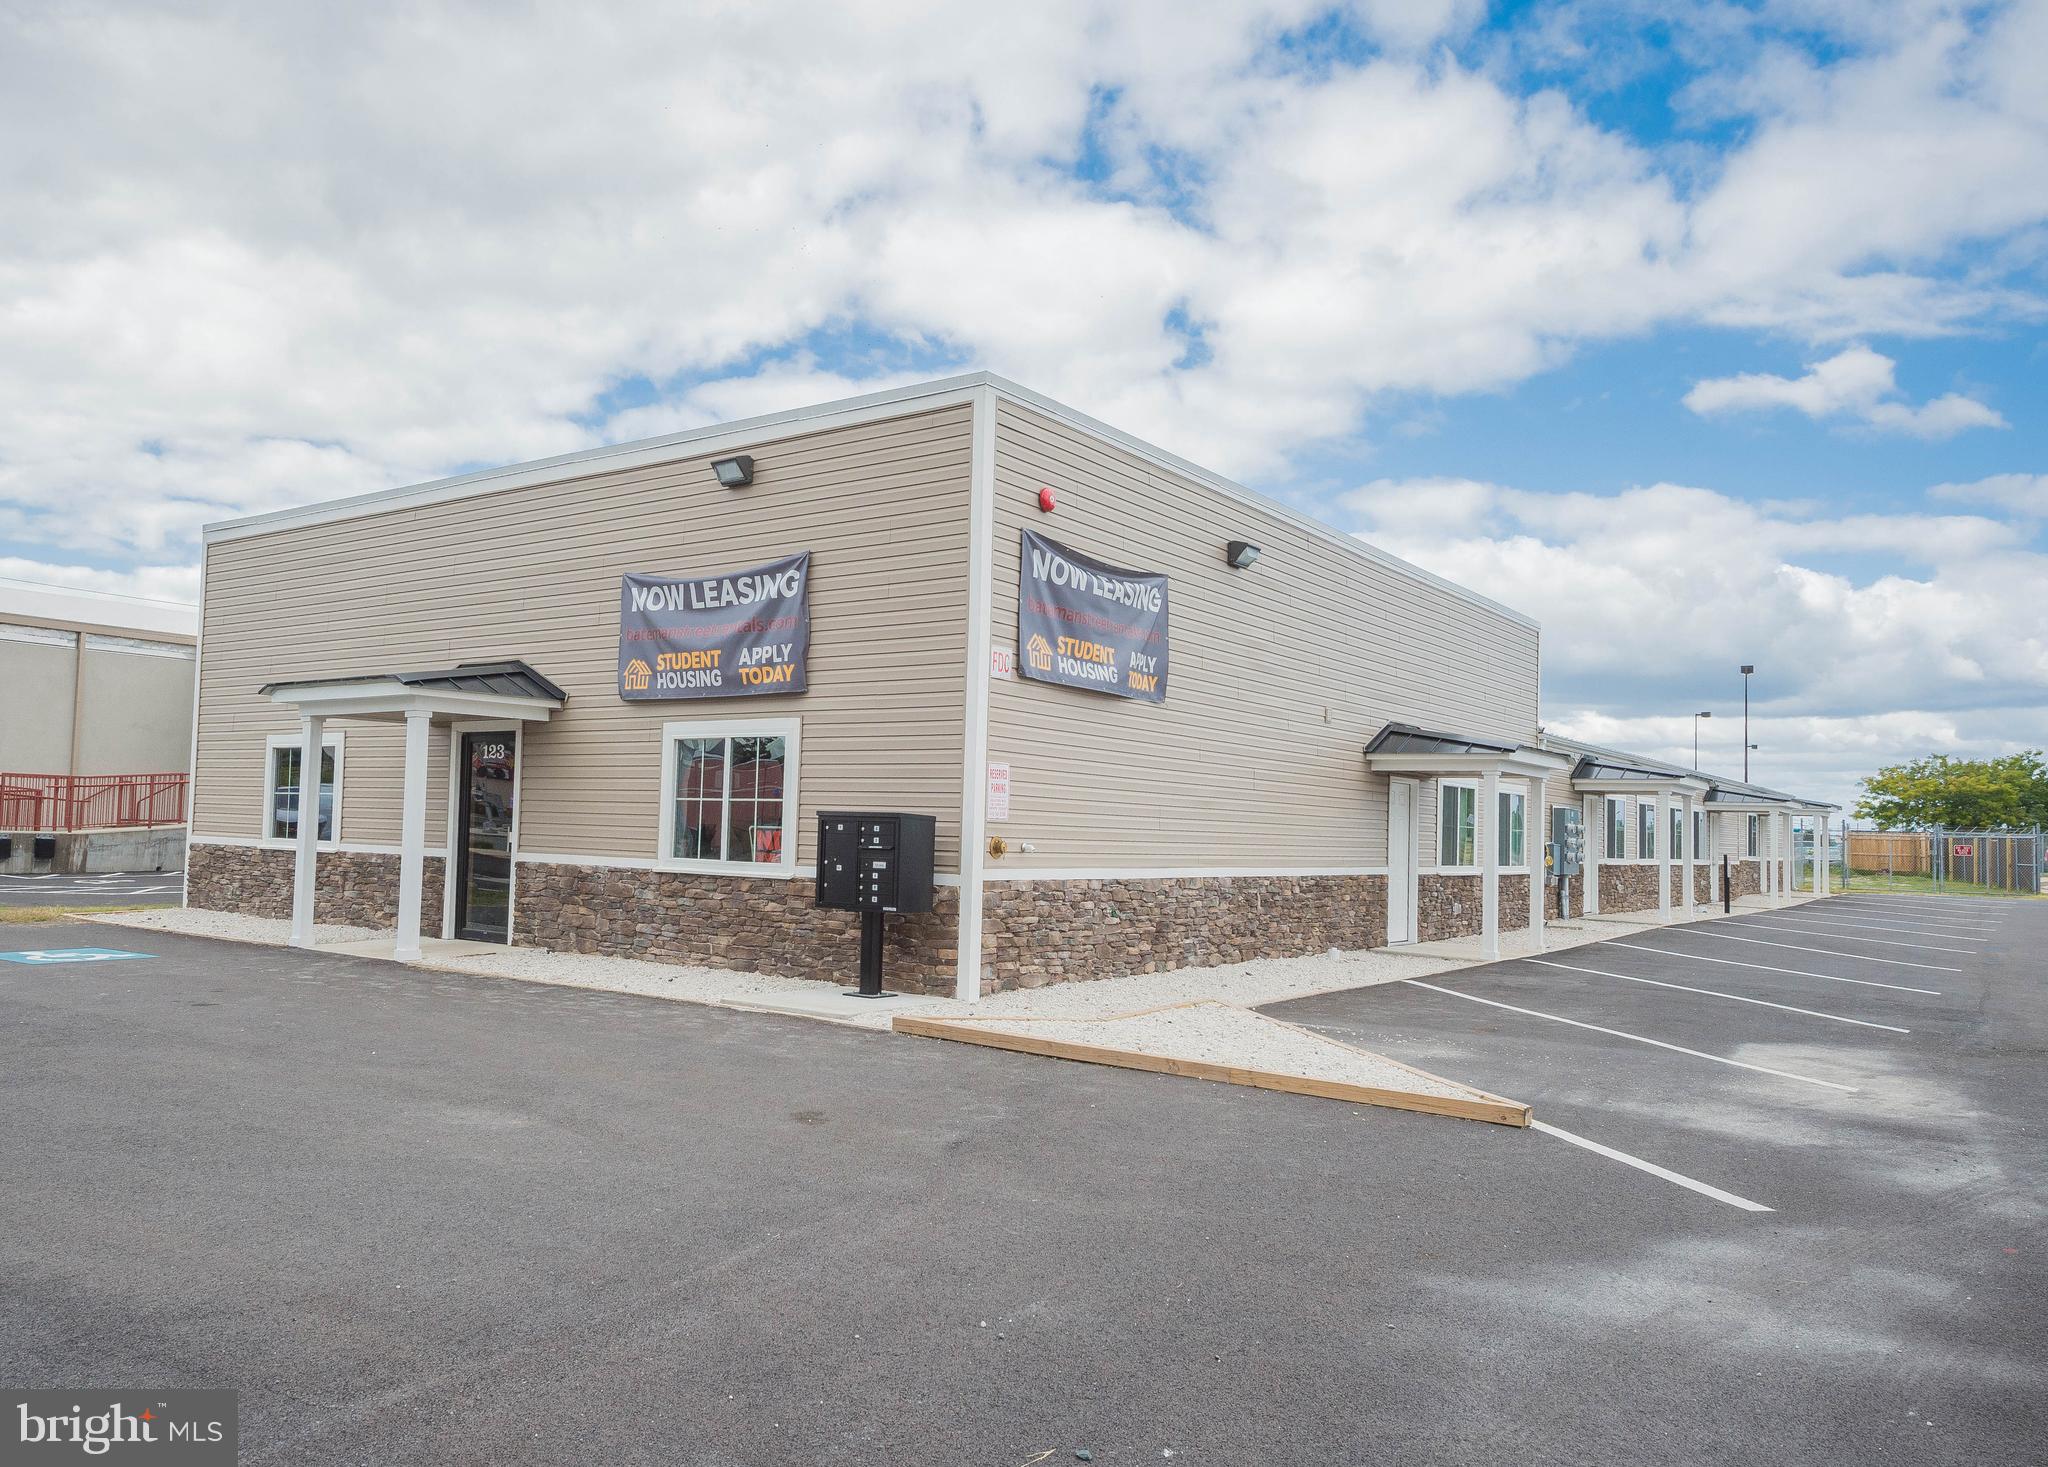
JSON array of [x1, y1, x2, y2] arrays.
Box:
[[1583, 793, 1601, 915], [288, 714, 325, 948], [1780, 812, 1794, 899], [1480, 766, 1501, 961], [1527, 776, 1546, 951], [394, 709, 433, 962], [1656, 789, 1671, 923], [1705, 808, 1720, 906], [1817, 813, 1830, 896], [1682, 793, 1696, 916], [1761, 815, 1774, 896]]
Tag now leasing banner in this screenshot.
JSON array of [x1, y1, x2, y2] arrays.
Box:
[[619, 552, 811, 700], [1017, 529, 1168, 702]]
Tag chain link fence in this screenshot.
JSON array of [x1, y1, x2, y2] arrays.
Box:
[[1841, 828, 2043, 896]]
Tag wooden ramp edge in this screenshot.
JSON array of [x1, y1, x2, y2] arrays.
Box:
[[891, 1011, 1531, 1128]]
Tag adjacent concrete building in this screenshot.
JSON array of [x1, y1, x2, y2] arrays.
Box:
[[0, 579, 197, 778], [183, 373, 1831, 997]]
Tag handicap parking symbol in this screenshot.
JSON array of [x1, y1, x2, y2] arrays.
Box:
[[0, 948, 155, 964]]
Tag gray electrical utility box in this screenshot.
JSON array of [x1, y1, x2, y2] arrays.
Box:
[[1550, 805, 1584, 878]]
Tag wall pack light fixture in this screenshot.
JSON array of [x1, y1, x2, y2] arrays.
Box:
[[711, 455, 755, 487], [1225, 540, 1261, 569]]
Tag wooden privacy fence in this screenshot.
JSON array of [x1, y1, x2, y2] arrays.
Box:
[[0, 772, 189, 833], [1848, 831, 1935, 875]]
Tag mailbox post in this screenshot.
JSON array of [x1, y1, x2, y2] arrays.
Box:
[[816, 811, 936, 997]]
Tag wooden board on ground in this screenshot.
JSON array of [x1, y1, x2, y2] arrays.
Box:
[[893, 1002, 1532, 1127]]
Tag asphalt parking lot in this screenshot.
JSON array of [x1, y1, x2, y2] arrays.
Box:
[[0, 869, 183, 908], [4, 899, 2044, 1465]]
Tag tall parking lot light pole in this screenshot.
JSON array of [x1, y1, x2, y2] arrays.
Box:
[[1740, 665, 1755, 780], [1694, 710, 1712, 770]]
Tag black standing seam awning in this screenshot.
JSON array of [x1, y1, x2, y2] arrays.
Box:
[[259, 659, 568, 703], [1364, 722, 1522, 758], [1570, 755, 1693, 784]]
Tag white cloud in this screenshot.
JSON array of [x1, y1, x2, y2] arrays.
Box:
[[1682, 346, 2007, 438], [1345, 473, 2048, 812], [0, 0, 2042, 591], [1929, 473, 2048, 516]]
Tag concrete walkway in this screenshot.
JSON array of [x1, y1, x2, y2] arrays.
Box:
[[94, 892, 1825, 1035]]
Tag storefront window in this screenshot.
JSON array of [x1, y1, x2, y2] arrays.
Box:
[[1439, 782, 1476, 867], [1670, 806, 1685, 860], [662, 720, 798, 873], [1606, 797, 1626, 860], [1498, 790, 1525, 866], [1639, 801, 1657, 859], [265, 734, 340, 843]]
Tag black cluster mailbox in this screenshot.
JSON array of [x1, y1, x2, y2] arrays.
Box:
[[817, 811, 936, 997], [817, 812, 936, 914]]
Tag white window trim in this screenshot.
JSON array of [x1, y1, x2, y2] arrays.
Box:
[[1498, 787, 1527, 868], [656, 716, 801, 878], [1437, 778, 1479, 872], [1605, 795, 1627, 862], [1638, 797, 1658, 861], [1670, 804, 1686, 862], [260, 730, 344, 850], [1748, 813, 1761, 857]]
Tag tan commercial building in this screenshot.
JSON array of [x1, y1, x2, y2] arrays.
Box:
[[185, 373, 1830, 997]]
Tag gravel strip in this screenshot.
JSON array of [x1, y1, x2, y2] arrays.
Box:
[[89, 909, 383, 946], [945, 1001, 1495, 1101], [423, 943, 884, 1009]]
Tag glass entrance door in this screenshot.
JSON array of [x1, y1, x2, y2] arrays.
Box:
[[455, 731, 516, 942]]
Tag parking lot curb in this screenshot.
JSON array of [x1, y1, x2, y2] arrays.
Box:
[[892, 1003, 1533, 1127]]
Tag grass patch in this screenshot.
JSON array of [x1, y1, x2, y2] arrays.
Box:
[[0, 904, 162, 925], [1838, 870, 2043, 899]]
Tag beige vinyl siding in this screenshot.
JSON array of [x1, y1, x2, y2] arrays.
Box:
[[984, 403, 1540, 870], [193, 405, 973, 869]]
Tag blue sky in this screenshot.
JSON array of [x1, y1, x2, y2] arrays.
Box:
[[1, 0, 2044, 811]]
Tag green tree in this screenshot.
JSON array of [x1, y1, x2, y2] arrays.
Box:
[[1854, 751, 2048, 829]]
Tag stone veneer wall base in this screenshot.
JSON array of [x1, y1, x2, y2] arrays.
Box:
[[187, 843, 445, 930], [980, 874, 1388, 994]]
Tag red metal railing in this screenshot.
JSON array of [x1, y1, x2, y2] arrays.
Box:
[[0, 772, 189, 833]]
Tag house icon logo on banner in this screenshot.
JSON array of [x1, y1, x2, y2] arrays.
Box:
[[623, 658, 652, 692], [1025, 633, 1053, 673]]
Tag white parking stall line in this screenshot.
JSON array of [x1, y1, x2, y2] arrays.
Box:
[[1807, 899, 1999, 922], [1720, 920, 1975, 955], [1823, 905, 2000, 930], [1522, 958, 1909, 1032], [1672, 928, 1962, 974], [1761, 915, 1988, 941], [1604, 940, 1942, 996], [1531, 1120, 1774, 1213], [1832, 897, 2009, 914], [1401, 980, 1859, 1092]]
